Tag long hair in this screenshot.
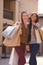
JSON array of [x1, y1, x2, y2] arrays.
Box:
[[27, 13, 39, 43]]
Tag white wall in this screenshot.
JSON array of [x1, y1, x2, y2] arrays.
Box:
[[20, 0, 38, 14]]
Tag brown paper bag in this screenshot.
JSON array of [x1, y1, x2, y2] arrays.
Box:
[[3, 36, 20, 47], [39, 29, 43, 41]]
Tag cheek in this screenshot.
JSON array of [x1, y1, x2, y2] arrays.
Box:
[[22, 17, 25, 21], [31, 18, 34, 21], [32, 17, 36, 22], [32, 21, 35, 25]]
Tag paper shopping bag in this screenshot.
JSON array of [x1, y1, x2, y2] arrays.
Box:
[[39, 29, 43, 41], [3, 36, 20, 47]]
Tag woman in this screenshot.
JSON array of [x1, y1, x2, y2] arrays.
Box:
[[27, 13, 40, 65], [15, 11, 29, 65]]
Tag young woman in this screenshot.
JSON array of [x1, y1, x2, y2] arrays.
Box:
[[27, 13, 40, 65], [15, 11, 29, 65]]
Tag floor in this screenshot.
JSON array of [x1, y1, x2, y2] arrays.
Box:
[[0, 55, 43, 65]]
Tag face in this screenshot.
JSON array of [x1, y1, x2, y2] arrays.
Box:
[[31, 14, 37, 25], [22, 13, 29, 24]]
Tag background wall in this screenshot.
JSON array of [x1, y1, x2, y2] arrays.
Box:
[[20, 0, 38, 14], [0, 0, 3, 56], [39, 18, 43, 26], [10, 1, 15, 21]]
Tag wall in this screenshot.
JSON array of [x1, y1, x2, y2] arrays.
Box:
[[10, 0, 20, 22], [0, 0, 3, 56], [9, 0, 38, 22], [3, 19, 14, 25], [10, 1, 16, 22], [20, 0, 38, 14], [39, 18, 43, 26]]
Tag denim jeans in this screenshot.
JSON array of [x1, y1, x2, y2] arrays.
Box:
[[29, 44, 40, 65]]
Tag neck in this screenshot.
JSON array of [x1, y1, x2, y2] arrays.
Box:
[[23, 21, 28, 28]]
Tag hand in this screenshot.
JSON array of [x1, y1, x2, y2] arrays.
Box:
[[26, 45, 30, 51]]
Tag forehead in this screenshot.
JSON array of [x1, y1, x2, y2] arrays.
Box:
[[22, 13, 28, 16], [31, 14, 36, 17]]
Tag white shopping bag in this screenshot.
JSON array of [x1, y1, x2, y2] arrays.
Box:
[[2, 22, 20, 39], [35, 29, 42, 44], [9, 48, 19, 65]]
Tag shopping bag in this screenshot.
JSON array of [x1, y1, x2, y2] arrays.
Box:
[[2, 22, 20, 39], [35, 29, 42, 44], [3, 27, 21, 47], [9, 48, 19, 65], [39, 28, 43, 41], [3, 36, 20, 47]]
